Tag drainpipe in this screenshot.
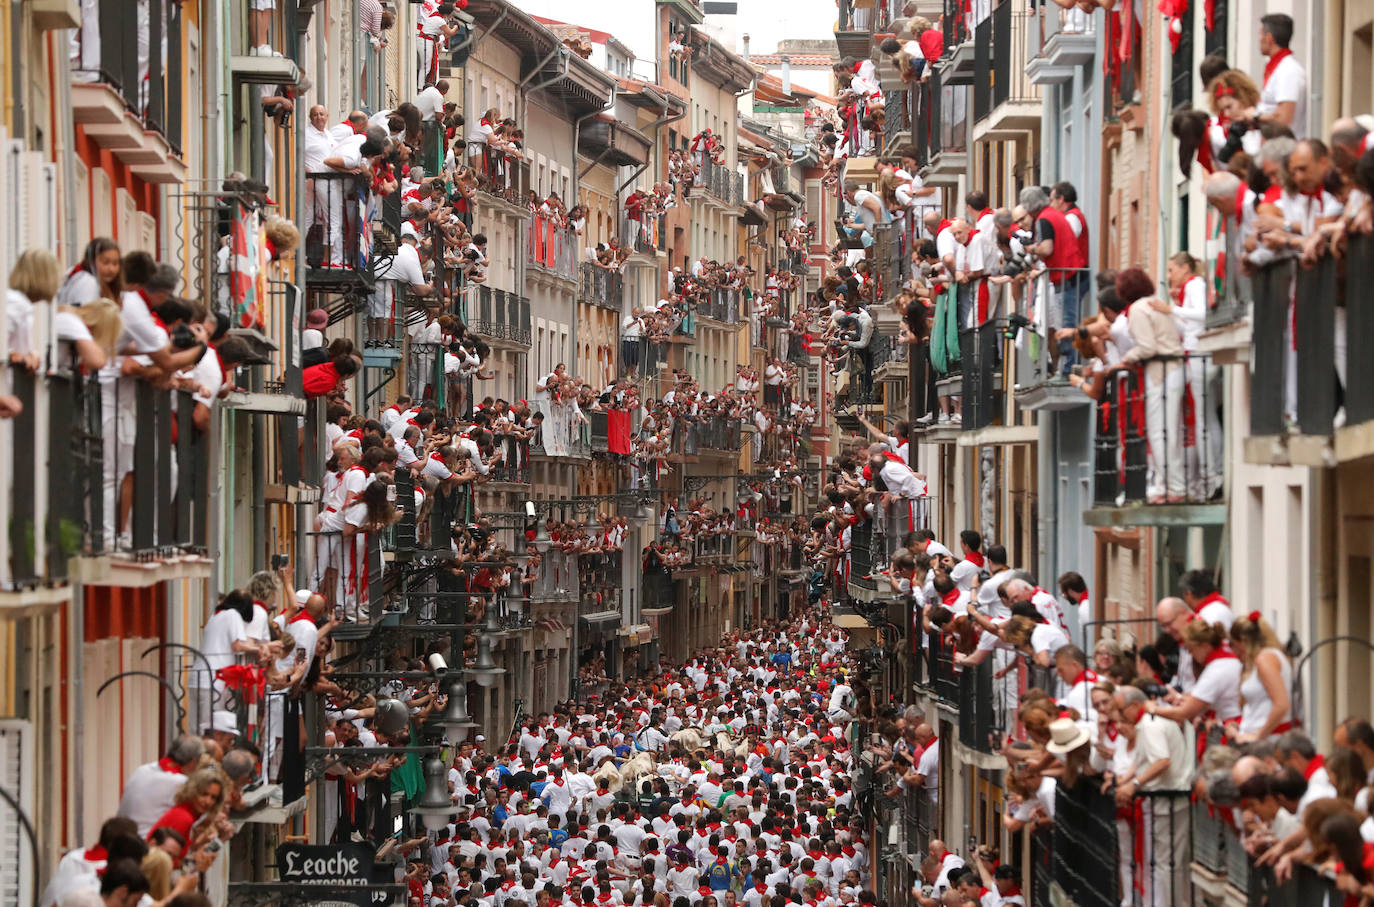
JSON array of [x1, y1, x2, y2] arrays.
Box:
[[566, 84, 615, 400], [55, 34, 78, 263]]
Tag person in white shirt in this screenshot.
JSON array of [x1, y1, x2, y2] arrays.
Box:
[[1256, 14, 1306, 137], [370, 225, 432, 346], [189, 591, 261, 734], [416, 79, 449, 122], [115, 735, 203, 837]]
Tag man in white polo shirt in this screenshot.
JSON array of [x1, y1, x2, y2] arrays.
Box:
[[1256, 14, 1306, 138]]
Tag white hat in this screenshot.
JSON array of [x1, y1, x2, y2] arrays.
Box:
[[475, 735, 486, 742], [295, 588, 312, 605], [401, 222, 420, 241], [208, 710, 240, 737], [1045, 717, 1091, 754]]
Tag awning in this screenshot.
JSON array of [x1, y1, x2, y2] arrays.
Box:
[[580, 609, 621, 626]]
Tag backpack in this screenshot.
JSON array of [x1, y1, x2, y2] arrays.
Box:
[[708, 860, 733, 890]]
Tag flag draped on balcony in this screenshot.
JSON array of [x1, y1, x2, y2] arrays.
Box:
[[1158, 0, 1187, 53], [229, 203, 264, 329], [607, 409, 632, 455], [930, 284, 961, 375]]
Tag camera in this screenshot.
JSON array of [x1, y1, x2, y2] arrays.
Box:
[[271, 553, 290, 570], [1000, 251, 1036, 278], [1012, 228, 1034, 244], [428, 653, 448, 675]]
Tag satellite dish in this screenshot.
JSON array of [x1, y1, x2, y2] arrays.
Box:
[[375, 698, 410, 736]]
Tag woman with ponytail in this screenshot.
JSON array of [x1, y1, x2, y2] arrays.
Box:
[[1229, 611, 1293, 743]]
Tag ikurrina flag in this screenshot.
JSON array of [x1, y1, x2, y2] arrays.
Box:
[[229, 202, 266, 329]]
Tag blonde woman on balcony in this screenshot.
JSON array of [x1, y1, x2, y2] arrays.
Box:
[[1228, 612, 1293, 744]]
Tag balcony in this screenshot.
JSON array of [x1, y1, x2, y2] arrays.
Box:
[[923, 74, 969, 184], [1024, 5, 1097, 84], [1011, 267, 1096, 411], [695, 416, 742, 454], [471, 145, 531, 211], [303, 173, 374, 287], [578, 116, 652, 168], [579, 263, 625, 312], [975, 2, 1042, 141], [473, 286, 532, 347], [835, 0, 875, 58], [622, 214, 665, 258], [695, 288, 741, 325], [226, 0, 302, 84], [692, 159, 744, 209], [871, 220, 910, 305], [1247, 237, 1374, 466], [882, 88, 917, 158], [622, 336, 668, 376], [1084, 353, 1227, 527], [0, 371, 104, 605], [526, 214, 578, 283], [939, 0, 978, 84], [847, 498, 931, 599], [71, 0, 186, 181]]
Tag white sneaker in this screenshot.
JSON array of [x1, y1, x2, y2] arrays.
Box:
[[950, 412, 962, 423], [937, 412, 950, 425], [247, 45, 259, 56]]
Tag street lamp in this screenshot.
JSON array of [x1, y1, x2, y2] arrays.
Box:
[[467, 634, 506, 688], [374, 697, 410, 737], [436, 679, 479, 742], [407, 752, 457, 832]]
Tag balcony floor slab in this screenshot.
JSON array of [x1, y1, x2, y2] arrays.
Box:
[[1082, 502, 1227, 527]]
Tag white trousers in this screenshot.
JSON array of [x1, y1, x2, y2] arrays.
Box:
[[1184, 355, 1223, 498], [1144, 362, 1185, 499]]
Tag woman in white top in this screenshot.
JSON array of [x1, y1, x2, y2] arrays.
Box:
[[1228, 612, 1293, 742], [1162, 251, 1222, 498], [1150, 619, 1242, 726], [56, 237, 123, 307]]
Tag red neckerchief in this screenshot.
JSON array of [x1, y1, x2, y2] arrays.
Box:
[[940, 587, 961, 608], [82, 844, 108, 864], [1263, 48, 1292, 87], [1302, 754, 1325, 780], [430, 451, 447, 463], [880, 451, 905, 465], [1105, 723, 1120, 741], [1070, 669, 1099, 687], [289, 611, 317, 627], [157, 756, 186, 774], [1202, 646, 1239, 666], [1196, 591, 1230, 610], [964, 551, 985, 568]]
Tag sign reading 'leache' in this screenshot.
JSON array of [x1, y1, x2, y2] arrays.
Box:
[[275, 843, 386, 906]]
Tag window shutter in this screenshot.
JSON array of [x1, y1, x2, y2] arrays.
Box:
[[0, 719, 36, 907]]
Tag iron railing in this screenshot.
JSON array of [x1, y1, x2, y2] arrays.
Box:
[[1251, 237, 1373, 435], [527, 214, 577, 281], [469, 144, 530, 206], [579, 262, 625, 311], [304, 172, 372, 275], [1093, 353, 1221, 506], [959, 320, 1004, 431], [693, 159, 744, 207], [473, 286, 532, 345]]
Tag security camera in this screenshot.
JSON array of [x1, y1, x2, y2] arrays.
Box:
[[525, 501, 537, 519], [428, 653, 448, 675]]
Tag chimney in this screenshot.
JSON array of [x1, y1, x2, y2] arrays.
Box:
[[742, 33, 750, 60], [780, 55, 791, 96]]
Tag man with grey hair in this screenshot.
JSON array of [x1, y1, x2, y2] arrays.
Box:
[[116, 734, 205, 837], [1114, 684, 1192, 907], [1018, 185, 1086, 375], [964, 208, 1012, 324], [221, 748, 258, 806]]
